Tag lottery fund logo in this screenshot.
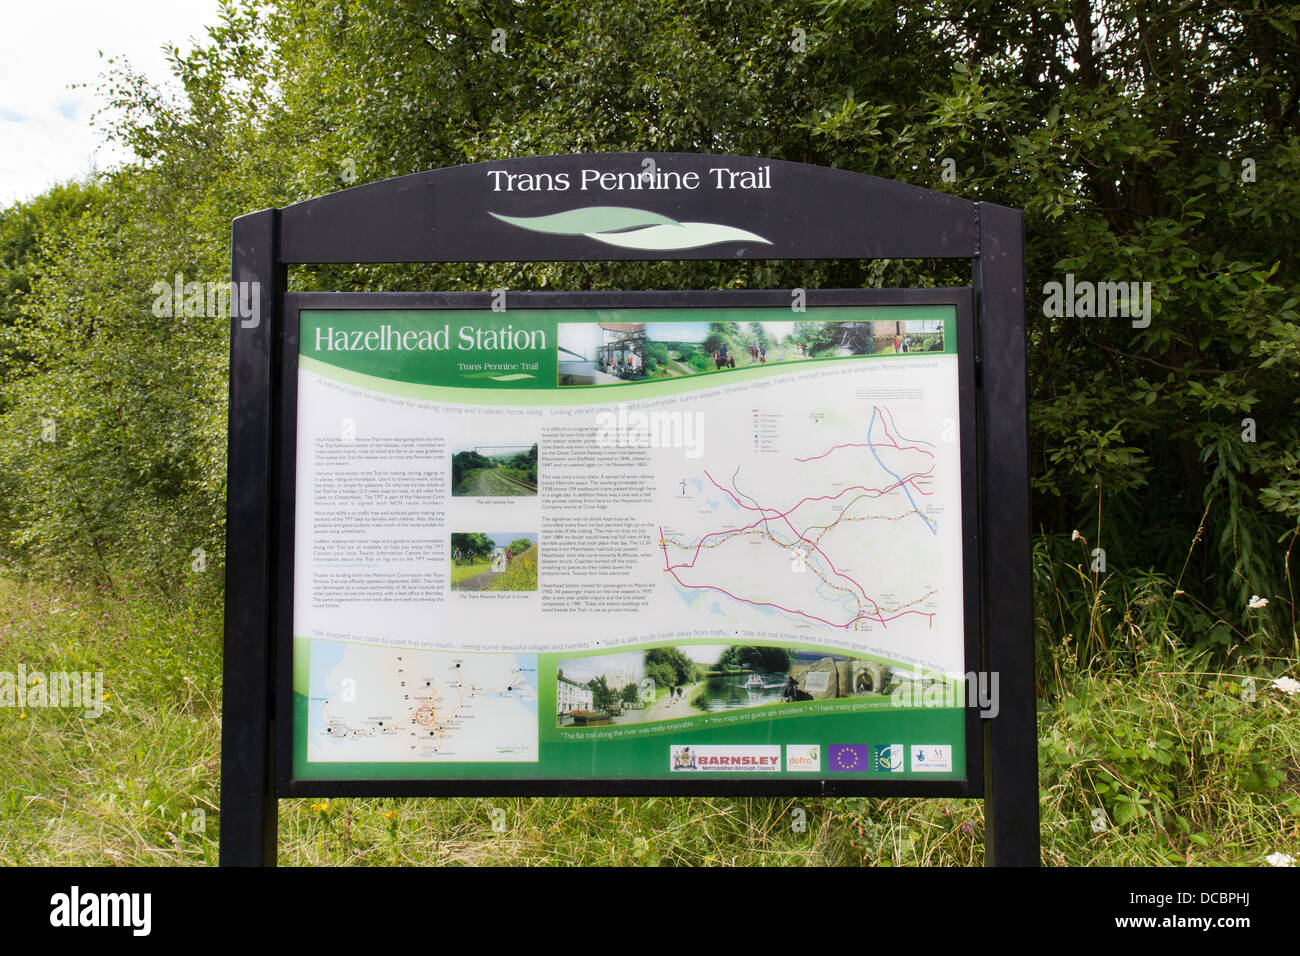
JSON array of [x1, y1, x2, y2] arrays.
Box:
[[911, 744, 953, 772], [670, 745, 781, 772], [872, 744, 905, 773], [785, 745, 821, 772]]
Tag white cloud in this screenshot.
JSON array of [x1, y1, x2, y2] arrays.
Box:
[[0, 0, 224, 206]]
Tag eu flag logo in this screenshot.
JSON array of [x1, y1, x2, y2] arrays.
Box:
[[828, 745, 872, 771]]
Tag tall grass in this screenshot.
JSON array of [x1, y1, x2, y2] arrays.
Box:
[[489, 545, 538, 592], [0, 573, 221, 865], [1, 543, 1296, 866]]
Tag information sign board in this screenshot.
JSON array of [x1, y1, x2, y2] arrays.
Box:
[[277, 292, 979, 792], [221, 154, 1038, 865]]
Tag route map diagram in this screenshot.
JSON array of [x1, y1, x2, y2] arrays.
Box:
[[658, 392, 960, 670], [307, 641, 539, 762]]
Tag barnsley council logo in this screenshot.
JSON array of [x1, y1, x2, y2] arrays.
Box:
[[871, 744, 905, 773], [669, 745, 781, 772], [671, 746, 698, 771]]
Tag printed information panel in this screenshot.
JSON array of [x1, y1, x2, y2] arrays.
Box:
[[287, 300, 975, 783]]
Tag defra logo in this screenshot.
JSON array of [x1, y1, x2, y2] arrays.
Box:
[[785, 745, 821, 772]]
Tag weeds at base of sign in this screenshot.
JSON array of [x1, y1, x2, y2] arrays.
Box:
[[2, 567, 1295, 866]]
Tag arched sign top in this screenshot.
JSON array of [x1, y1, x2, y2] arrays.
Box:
[[276, 153, 981, 264]]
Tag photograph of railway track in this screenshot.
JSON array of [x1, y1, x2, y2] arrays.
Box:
[[451, 440, 538, 497]]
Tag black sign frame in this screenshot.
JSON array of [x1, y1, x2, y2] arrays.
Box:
[[222, 153, 1038, 866]]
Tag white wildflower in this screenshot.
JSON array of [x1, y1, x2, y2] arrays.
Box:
[[1270, 676, 1300, 698], [1265, 852, 1294, 867], [1248, 595, 1269, 609]]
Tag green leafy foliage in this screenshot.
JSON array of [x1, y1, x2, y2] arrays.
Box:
[[0, 0, 1297, 654]]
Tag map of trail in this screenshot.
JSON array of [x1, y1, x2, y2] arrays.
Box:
[[660, 403, 948, 642], [307, 641, 539, 762]]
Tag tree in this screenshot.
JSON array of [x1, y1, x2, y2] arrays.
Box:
[[792, 321, 838, 356], [452, 449, 492, 488], [702, 322, 733, 355], [2, 0, 1295, 653], [505, 443, 538, 484], [450, 532, 491, 560], [719, 646, 796, 673], [644, 647, 696, 687], [587, 675, 616, 710]]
